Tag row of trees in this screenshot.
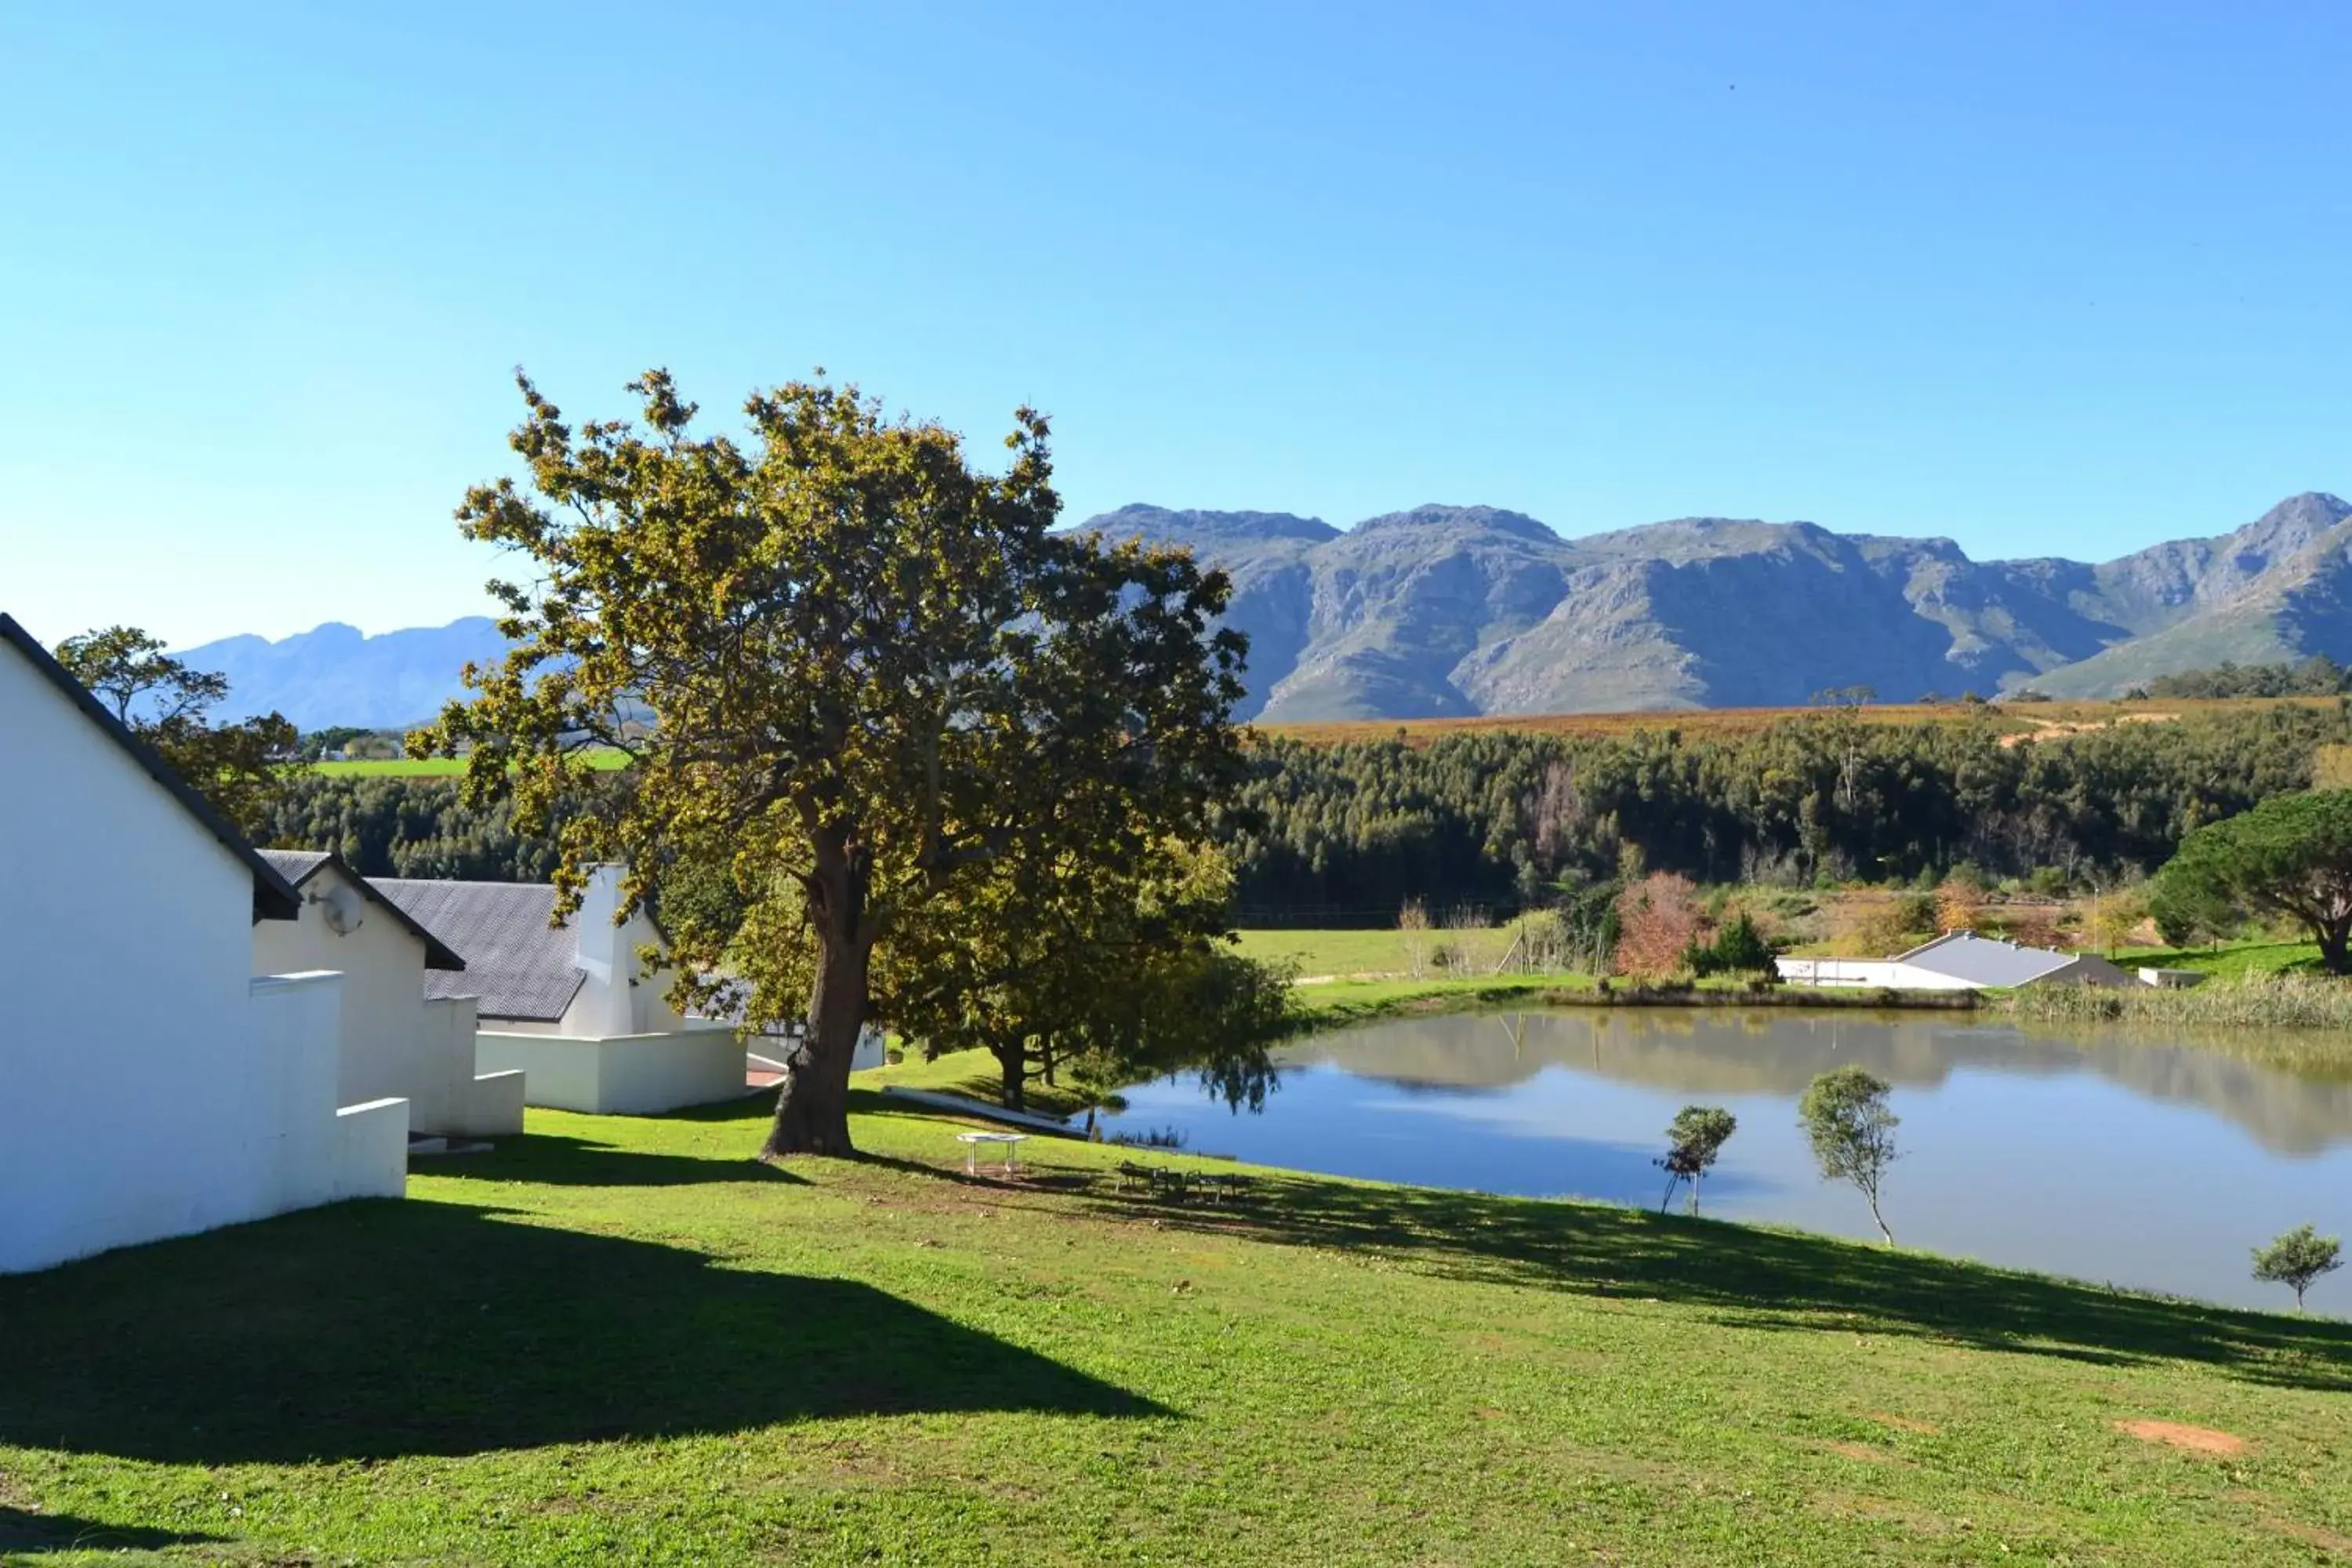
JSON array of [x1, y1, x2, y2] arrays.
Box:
[[251, 695, 2352, 931], [1223, 704, 2347, 914], [2140, 656, 2352, 700]]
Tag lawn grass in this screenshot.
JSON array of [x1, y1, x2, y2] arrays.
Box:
[[3, 1093, 2348, 1565], [856, 1042, 1094, 1119], [2116, 938, 2325, 979]]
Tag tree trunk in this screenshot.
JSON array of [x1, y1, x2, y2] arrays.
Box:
[[760, 910, 870, 1160], [2318, 921, 2351, 976], [996, 1042, 1027, 1113], [1867, 1194, 1895, 1247]]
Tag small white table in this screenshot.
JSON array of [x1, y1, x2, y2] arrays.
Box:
[[956, 1131, 1028, 1174]]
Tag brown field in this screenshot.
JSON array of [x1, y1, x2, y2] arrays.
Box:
[[1254, 695, 2341, 747]]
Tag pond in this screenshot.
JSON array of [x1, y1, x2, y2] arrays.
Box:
[[1100, 1008, 2352, 1312]]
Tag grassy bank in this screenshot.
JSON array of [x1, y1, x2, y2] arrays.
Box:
[[1233, 922, 1533, 978], [2005, 969, 2352, 1033], [3, 1094, 2347, 1565], [1294, 972, 1983, 1028]]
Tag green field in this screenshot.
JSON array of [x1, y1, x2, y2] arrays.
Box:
[[1233, 920, 1547, 978], [310, 748, 634, 779], [2, 1080, 2346, 1565]]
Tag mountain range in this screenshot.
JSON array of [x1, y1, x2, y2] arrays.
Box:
[[183, 618, 509, 729], [178, 491, 2352, 728], [1091, 491, 2352, 719]]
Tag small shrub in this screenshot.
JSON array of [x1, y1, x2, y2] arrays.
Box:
[[1613, 873, 1702, 978]]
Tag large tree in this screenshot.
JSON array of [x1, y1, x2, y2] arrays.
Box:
[[55, 626, 298, 838], [415, 370, 1247, 1157], [2150, 789, 2352, 972]]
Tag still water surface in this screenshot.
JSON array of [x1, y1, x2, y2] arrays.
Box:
[[1102, 1009, 2352, 1311]]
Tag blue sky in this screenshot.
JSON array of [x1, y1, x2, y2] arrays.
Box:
[[3, 2, 2347, 648]]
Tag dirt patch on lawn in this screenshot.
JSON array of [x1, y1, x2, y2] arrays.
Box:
[[1800, 1438, 1907, 1465], [2114, 1419, 2246, 1456], [2275, 1520, 2352, 1555]]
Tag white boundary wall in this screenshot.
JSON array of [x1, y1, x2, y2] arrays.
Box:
[[252, 863, 524, 1137], [477, 1025, 748, 1115], [1773, 958, 1979, 990]]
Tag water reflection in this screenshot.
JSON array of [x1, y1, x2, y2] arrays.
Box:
[[1105, 1009, 2352, 1311], [1288, 1010, 2352, 1157]]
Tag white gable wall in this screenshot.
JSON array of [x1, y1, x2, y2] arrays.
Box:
[[0, 648, 404, 1274], [251, 862, 524, 1136]]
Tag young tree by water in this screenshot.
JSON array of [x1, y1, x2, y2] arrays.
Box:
[[412, 369, 1247, 1159], [1657, 1105, 1737, 1215], [2151, 790, 2352, 972], [2252, 1223, 2343, 1312], [1798, 1067, 1901, 1245]]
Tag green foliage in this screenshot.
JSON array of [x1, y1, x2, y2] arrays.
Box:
[[2147, 656, 2352, 699], [55, 626, 298, 838], [1657, 1105, 1737, 1214], [891, 839, 1294, 1115], [1686, 909, 1779, 977], [1225, 704, 2346, 915], [260, 774, 575, 880], [2252, 1224, 2343, 1312], [412, 369, 1247, 1157], [2152, 790, 2352, 972], [1798, 1067, 1901, 1245]]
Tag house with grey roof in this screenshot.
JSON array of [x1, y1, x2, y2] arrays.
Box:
[[372, 865, 750, 1115], [1778, 931, 2136, 991], [253, 850, 525, 1139], [1, 613, 406, 1275]]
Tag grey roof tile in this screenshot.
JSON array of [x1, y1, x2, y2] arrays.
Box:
[[1901, 933, 2074, 987], [374, 878, 586, 1022]]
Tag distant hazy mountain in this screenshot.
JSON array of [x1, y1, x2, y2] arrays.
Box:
[[1087, 492, 2352, 719], [172, 491, 2352, 728], [180, 618, 508, 730]]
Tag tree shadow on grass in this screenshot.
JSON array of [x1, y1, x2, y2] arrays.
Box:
[[423, 1131, 806, 1188], [0, 1200, 1164, 1465], [0, 1507, 220, 1556], [1072, 1168, 2352, 1394]]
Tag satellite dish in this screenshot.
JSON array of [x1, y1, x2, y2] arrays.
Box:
[[318, 883, 366, 936]]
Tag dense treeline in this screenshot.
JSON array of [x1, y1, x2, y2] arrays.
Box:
[[265, 704, 2352, 914], [2140, 656, 2352, 699], [263, 775, 572, 881], [1216, 705, 2350, 912]]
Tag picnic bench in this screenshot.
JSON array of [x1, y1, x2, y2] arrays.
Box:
[[1115, 1160, 1250, 1205], [956, 1131, 1027, 1174]]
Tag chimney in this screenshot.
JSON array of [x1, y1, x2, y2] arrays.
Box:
[[570, 864, 637, 1036]]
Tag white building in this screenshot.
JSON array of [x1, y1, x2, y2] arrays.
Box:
[[0, 614, 407, 1276], [253, 850, 526, 1139], [1777, 930, 2137, 991], [375, 866, 750, 1115]]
